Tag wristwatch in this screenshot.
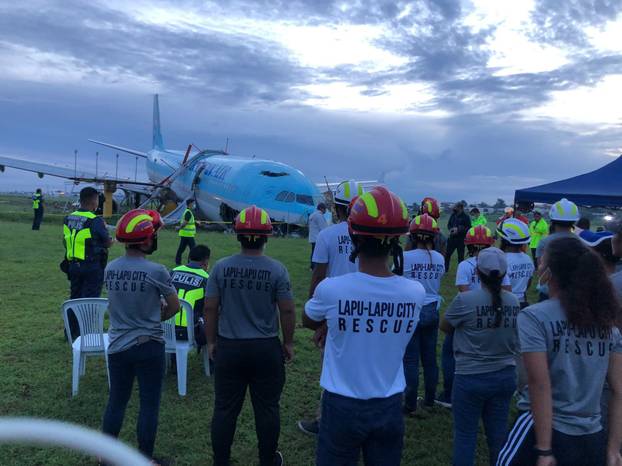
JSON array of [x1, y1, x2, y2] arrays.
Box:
[[534, 447, 554, 457]]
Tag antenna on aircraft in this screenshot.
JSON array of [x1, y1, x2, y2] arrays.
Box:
[[182, 144, 192, 165]]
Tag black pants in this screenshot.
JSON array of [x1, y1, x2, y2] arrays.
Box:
[[102, 341, 165, 459], [211, 336, 285, 466], [32, 208, 43, 230], [67, 260, 105, 339], [175, 236, 196, 265], [445, 236, 465, 271], [310, 242, 316, 269], [497, 411, 606, 466]]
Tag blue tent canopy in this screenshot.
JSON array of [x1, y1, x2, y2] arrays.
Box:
[[514, 155, 622, 208]]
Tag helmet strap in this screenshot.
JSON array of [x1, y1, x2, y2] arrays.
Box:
[[390, 237, 404, 276]]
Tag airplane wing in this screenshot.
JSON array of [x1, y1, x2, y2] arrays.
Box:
[[0, 154, 159, 193], [316, 180, 380, 190], [88, 140, 148, 158]]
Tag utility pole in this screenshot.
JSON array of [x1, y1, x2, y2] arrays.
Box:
[[115, 153, 119, 179], [135, 156, 138, 181], [95, 151, 99, 178], [74, 149, 78, 179]]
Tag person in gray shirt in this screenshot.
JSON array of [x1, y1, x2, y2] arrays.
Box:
[[101, 209, 179, 462], [498, 236, 622, 466], [308, 202, 328, 270], [441, 247, 520, 466], [205, 206, 295, 466]]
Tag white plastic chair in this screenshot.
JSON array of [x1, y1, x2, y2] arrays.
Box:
[[61, 298, 110, 397], [162, 299, 211, 396]]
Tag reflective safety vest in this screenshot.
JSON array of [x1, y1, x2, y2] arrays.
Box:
[[171, 265, 209, 327], [32, 193, 41, 209], [63, 211, 97, 261], [178, 209, 196, 237]]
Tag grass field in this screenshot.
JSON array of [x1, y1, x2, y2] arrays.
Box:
[[0, 205, 536, 465]]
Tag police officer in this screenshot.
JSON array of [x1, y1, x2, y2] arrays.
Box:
[[32, 188, 43, 230], [205, 205, 295, 466], [175, 198, 197, 266], [63, 186, 112, 339], [304, 187, 426, 466], [171, 244, 211, 348]]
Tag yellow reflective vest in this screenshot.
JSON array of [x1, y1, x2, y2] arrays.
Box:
[[63, 210, 97, 260], [32, 193, 42, 209], [171, 265, 209, 327], [178, 209, 196, 237]]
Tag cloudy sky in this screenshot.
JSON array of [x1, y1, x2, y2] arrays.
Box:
[[0, 0, 621, 203]]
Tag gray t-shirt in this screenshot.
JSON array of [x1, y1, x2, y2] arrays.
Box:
[[104, 255, 177, 354], [206, 254, 293, 339], [445, 288, 520, 375], [517, 298, 622, 434], [535, 231, 574, 259]]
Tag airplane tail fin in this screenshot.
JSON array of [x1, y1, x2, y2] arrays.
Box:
[[152, 94, 165, 150]]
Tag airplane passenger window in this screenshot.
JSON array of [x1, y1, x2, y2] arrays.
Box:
[[275, 191, 288, 201], [296, 194, 314, 205], [285, 192, 295, 202]]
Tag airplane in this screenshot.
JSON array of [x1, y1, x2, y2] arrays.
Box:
[[0, 95, 325, 228]]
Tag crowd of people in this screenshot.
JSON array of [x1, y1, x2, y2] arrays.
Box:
[[57, 183, 622, 466]]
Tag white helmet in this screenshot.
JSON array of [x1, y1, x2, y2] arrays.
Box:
[[334, 180, 364, 206], [497, 218, 530, 245], [549, 198, 580, 223]]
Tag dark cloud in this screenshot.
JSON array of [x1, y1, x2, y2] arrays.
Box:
[[530, 0, 622, 48]]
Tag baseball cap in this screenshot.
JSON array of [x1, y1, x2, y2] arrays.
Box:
[[579, 230, 614, 247], [477, 247, 507, 276]]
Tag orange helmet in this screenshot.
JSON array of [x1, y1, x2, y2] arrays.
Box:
[[409, 213, 439, 235], [420, 197, 440, 219], [348, 186, 409, 237], [234, 205, 273, 236], [116, 209, 163, 244], [464, 225, 495, 246]]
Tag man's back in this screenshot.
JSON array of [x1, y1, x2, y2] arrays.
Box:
[[312, 221, 357, 277], [308, 210, 328, 243], [305, 272, 425, 399], [206, 254, 292, 339]]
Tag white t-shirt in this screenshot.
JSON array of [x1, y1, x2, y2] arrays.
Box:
[[305, 272, 426, 399], [403, 249, 445, 305], [312, 221, 358, 277], [308, 210, 328, 243], [455, 256, 511, 291], [505, 252, 535, 301]]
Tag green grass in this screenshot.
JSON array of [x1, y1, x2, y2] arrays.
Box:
[[0, 209, 536, 465]]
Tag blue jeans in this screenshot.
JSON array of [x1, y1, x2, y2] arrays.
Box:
[[102, 341, 165, 458], [452, 366, 517, 466], [317, 391, 404, 466], [403, 302, 439, 410], [440, 332, 455, 401]]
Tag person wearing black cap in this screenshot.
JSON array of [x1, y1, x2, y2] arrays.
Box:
[[308, 203, 328, 270]]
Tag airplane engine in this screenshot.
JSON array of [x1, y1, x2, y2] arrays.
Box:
[[37, 172, 44, 178]]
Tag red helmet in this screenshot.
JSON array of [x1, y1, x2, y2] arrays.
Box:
[[116, 209, 163, 244], [409, 213, 439, 235], [421, 197, 440, 219], [464, 225, 495, 246], [348, 187, 409, 237], [234, 205, 273, 236]]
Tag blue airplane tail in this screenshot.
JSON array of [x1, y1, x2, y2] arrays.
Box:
[[152, 94, 165, 150]]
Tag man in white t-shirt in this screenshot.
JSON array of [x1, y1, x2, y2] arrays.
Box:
[[308, 203, 328, 270], [298, 180, 364, 436], [304, 187, 425, 466], [498, 218, 535, 307]]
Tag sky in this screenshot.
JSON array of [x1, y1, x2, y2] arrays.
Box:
[[0, 0, 621, 203]]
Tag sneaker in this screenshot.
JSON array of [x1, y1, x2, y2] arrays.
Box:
[[275, 451, 284, 466], [297, 419, 320, 436], [434, 397, 452, 409]]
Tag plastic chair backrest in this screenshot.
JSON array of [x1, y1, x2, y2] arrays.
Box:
[[180, 299, 195, 347], [61, 298, 108, 351], [162, 315, 177, 352], [163, 299, 195, 350]]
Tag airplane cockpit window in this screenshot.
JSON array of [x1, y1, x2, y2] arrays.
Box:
[[261, 170, 289, 177], [296, 194, 314, 205], [275, 191, 296, 202]]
